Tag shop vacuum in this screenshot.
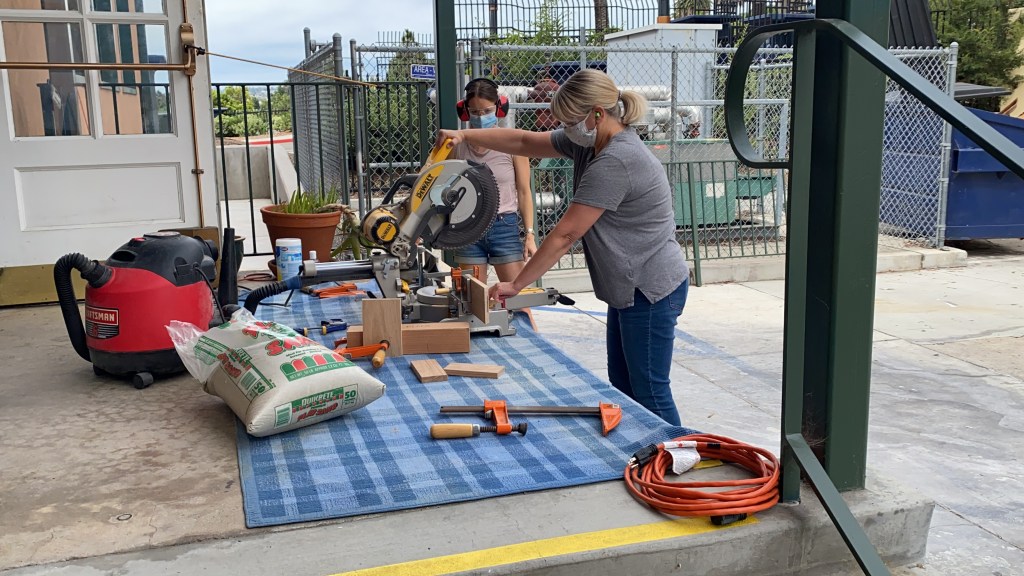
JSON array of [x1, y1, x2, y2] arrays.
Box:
[[54, 228, 239, 389]]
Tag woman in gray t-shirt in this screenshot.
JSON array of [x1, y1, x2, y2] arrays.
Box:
[[436, 70, 689, 426]]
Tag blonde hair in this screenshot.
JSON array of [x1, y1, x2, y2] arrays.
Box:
[[550, 69, 648, 126]]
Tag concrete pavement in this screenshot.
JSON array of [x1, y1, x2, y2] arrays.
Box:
[[1, 239, 1022, 575]]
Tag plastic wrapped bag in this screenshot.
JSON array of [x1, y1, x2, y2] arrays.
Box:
[[168, 309, 385, 437]]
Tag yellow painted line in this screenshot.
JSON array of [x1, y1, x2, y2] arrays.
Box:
[[329, 516, 757, 576]]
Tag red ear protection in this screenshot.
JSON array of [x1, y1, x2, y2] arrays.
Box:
[[456, 78, 510, 121]]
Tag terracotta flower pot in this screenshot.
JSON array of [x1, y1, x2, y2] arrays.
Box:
[[260, 204, 341, 264]]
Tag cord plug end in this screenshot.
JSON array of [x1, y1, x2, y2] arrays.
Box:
[[628, 444, 660, 469]]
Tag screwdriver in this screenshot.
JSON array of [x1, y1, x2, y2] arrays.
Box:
[[295, 319, 347, 337]]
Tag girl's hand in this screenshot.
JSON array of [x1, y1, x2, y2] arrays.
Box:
[[488, 281, 521, 305], [435, 129, 463, 150], [523, 235, 538, 260]]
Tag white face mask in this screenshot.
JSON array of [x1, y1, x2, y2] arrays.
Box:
[[564, 116, 597, 148]]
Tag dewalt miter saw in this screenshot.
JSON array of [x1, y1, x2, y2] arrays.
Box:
[[243, 141, 571, 336], [360, 141, 499, 266]]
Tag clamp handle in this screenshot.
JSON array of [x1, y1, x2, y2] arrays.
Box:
[[484, 399, 512, 435], [598, 403, 622, 436]]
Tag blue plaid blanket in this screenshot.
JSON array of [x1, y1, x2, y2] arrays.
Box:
[[237, 284, 695, 528]]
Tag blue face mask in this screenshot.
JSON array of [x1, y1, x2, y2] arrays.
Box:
[[469, 113, 498, 129]]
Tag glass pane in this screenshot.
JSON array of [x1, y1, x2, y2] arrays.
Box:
[[94, 23, 171, 135], [0, 1, 81, 10], [2, 21, 91, 137], [90, 0, 164, 14]]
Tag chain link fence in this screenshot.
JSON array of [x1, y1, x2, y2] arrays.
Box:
[[351, 43, 438, 214], [879, 46, 958, 248], [288, 43, 352, 200], [478, 39, 794, 272], [287, 30, 957, 276]]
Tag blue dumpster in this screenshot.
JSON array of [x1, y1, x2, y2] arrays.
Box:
[[946, 108, 1024, 240]]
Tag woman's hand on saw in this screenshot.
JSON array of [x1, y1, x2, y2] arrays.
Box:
[[489, 281, 521, 306]]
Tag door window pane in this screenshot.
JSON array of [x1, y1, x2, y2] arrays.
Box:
[[91, 0, 164, 14], [0, 1, 80, 10], [94, 23, 171, 135], [2, 21, 91, 137]]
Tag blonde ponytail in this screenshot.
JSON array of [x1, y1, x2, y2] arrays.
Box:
[[618, 91, 648, 126]]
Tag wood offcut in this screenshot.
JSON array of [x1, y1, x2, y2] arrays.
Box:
[[444, 362, 504, 379], [410, 359, 448, 383]]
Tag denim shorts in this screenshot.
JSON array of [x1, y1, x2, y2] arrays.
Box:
[[455, 212, 524, 265]]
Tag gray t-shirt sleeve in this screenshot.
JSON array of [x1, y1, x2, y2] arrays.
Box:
[[550, 129, 574, 158], [572, 154, 630, 211]]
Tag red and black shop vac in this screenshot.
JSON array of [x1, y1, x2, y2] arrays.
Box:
[[54, 228, 238, 389]]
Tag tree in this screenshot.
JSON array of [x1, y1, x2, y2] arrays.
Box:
[[269, 86, 292, 132], [674, 0, 712, 18], [211, 86, 267, 137], [937, 0, 1024, 109], [385, 30, 433, 82], [490, 0, 580, 85], [595, 0, 609, 31]]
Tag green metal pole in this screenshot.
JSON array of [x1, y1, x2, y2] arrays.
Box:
[[434, 0, 458, 131], [784, 0, 890, 498]]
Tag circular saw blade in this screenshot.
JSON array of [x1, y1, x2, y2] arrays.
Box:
[[431, 162, 500, 249]]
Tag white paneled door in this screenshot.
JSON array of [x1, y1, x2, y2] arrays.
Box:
[[0, 0, 216, 268]]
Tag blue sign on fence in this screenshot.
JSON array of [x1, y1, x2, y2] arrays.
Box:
[[410, 64, 436, 81]]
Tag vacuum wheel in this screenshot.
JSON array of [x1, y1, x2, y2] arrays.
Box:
[[132, 372, 154, 389], [92, 365, 107, 377]]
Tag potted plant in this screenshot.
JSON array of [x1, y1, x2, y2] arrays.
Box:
[[260, 188, 343, 267]]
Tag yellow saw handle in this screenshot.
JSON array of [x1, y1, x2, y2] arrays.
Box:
[[425, 138, 454, 167]]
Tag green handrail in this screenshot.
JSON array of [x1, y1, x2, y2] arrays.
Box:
[[725, 18, 1024, 179], [717, 17, 1024, 575]]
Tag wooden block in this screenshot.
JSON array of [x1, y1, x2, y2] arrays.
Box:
[[444, 362, 504, 379], [345, 322, 470, 354], [467, 275, 489, 325], [410, 359, 448, 383], [362, 299, 403, 357], [402, 322, 470, 354]]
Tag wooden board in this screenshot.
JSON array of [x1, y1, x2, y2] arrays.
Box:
[[403, 323, 470, 354], [467, 275, 489, 325], [362, 299, 403, 357], [444, 362, 504, 379], [345, 322, 470, 354], [410, 359, 448, 383]]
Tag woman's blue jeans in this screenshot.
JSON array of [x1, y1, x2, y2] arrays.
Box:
[[606, 279, 688, 426]]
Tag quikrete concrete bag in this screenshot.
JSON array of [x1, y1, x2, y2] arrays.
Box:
[[168, 309, 385, 436]]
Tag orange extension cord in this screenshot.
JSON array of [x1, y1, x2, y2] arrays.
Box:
[[624, 433, 780, 524]]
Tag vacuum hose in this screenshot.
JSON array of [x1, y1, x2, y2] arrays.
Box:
[[54, 253, 112, 362], [243, 275, 303, 314]]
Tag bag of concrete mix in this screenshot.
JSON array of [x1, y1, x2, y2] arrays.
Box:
[[167, 309, 385, 437]]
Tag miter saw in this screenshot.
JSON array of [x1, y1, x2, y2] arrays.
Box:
[[243, 141, 572, 336]]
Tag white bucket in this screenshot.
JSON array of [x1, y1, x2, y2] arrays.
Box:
[[275, 238, 302, 281]]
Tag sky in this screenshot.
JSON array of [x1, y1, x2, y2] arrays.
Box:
[[204, 0, 435, 84]]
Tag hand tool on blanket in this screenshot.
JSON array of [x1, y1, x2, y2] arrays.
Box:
[[240, 140, 572, 337], [294, 318, 347, 337], [302, 283, 365, 298], [335, 340, 390, 369], [432, 399, 623, 438], [430, 422, 529, 439]]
